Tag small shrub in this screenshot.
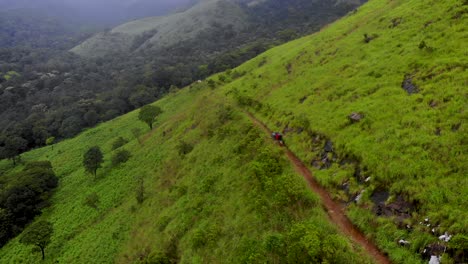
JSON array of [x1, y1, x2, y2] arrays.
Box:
[[363, 33, 379, 43], [111, 137, 128, 150], [84, 193, 100, 209], [112, 149, 131, 166], [177, 141, 194, 156], [207, 79, 216, 89], [131, 128, 142, 144], [216, 105, 234, 124], [136, 176, 144, 204], [218, 74, 227, 83]]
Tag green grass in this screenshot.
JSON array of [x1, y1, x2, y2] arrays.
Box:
[[213, 0, 466, 262], [0, 87, 372, 263], [1, 0, 466, 262]]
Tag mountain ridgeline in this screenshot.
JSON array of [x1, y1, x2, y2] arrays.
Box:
[[71, 0, 364, 58]]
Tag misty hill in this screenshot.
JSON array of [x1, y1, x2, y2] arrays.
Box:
[[71, 0, 364, 57], [0, 0, 466, 262], [72, 0, 248, 57], [0, 0, 197, 26]]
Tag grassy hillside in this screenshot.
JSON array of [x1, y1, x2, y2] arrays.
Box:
[[1, 0, 466, 263], [0, 86, 372, 263], [213, 0, 467, 262]]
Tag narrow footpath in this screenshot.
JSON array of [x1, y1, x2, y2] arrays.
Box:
[[246, 112, 391, 264]]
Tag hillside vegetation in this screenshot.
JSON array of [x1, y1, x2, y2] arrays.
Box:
[[0, 0, 466, 263], [0, 86, 373, 263]]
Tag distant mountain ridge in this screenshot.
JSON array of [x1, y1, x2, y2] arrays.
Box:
[[72, 0, 365, 57], [0, 0, 197, 25], [71, 0, 248, 57]]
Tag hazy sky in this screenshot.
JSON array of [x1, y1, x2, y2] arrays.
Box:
[[0, 0, 196, 25]]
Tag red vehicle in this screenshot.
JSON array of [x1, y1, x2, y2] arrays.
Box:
[[271, 132, 284, 146]]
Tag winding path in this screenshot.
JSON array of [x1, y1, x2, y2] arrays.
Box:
[[246, 112, 391, 264]]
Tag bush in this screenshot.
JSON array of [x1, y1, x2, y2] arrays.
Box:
[[111, 137, 128, 150], [84, 193, 100, 209], [136, 176, 144, 204], [112, 149, 131, 166], [177, 141, 194, 156]]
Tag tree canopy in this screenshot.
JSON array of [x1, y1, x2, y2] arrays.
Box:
[[20, 221, 53, 260], [138, 105, 162, 130], [83, 146, 104, 179]]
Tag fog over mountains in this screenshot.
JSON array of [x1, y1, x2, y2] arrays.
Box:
[[0, 0, 197, 25]]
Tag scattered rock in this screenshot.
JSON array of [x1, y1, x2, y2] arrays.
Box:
[[354, 190, 365, 203], [348, 112, 364, 122], [399, 239, 410, 246], [429, 256, 440, 264], [423, 243, 446, 260], [373, 194, 414, 222], [429, 100, 438, 108], [365, 177, 371, 182], [371, 190, 390, 207], [402, 75, 419, 94], [324, 140, 334, 153], [439, 232, 452, 242]]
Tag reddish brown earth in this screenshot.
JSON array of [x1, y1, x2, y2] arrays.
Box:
[[247, 112, 391, 264]]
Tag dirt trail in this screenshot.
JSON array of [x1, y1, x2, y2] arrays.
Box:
[[246, 112, 391, 264]]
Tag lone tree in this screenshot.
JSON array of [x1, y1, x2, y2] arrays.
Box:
[[83, 146, 104, 179], [138, 105, 162, 130], [46, 137, 55, 150], [20, 221, 53, 260]]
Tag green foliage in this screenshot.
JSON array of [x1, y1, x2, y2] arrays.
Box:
[[83, 146, 104, 179], [111, 137, 129, 150], [176, 141, 193, 156], [111, 149, 131, 166], [0, 135, 28, 165], [45, 137, 55, 147], [20, 221, 53, 260], [135, 176, 145, 204], [84, 193, 100, 209], [138, 105, 163, 130]]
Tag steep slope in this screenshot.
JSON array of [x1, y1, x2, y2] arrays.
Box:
[[0, 86, 374, 263], [71, 0, 248, 57], [211, 0, 467, 262], [0, 0, 466, 263]]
